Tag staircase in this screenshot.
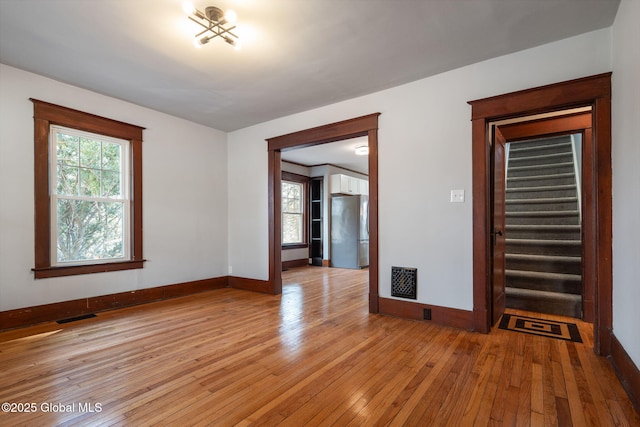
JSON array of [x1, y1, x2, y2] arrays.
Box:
[[504, 135, 582, 318]]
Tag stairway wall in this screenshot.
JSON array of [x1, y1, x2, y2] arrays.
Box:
[[504, 135, 583, 318]]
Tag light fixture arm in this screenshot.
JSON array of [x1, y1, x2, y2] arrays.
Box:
[[189, 16, 237, 39], [185, 3, 240, 48]]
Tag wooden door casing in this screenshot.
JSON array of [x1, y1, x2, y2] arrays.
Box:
[[491, 127, 507, 325], [468, 73, 611, 356]]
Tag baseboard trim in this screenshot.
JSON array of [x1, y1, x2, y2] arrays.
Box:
[[379, 297, 474, 330], [282, 259, 309, 270], [0, 277, 229, 331], [609, 333, 640, 413], [228, 276, 271, 293]]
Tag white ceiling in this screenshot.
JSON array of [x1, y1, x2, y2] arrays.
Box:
[[1, 0, 619, 173], [0, 0, 620, 135], [282, 136, 369, 175]]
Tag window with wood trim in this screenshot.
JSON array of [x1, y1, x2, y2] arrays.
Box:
[[281, 172, 308, 247], [31, 99, 145, 278]]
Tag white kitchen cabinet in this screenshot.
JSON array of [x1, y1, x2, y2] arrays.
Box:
[[330, 174, 367, 195]]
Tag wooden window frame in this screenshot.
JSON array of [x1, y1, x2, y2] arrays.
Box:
[[281, 171, 309, 249], [31, 99, 145, 278]]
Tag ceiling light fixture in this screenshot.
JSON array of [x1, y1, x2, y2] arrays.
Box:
[[355, 145, 369, 156], [183, 2, 240, 50]]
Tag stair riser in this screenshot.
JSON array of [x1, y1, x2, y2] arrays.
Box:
[[506, 259, 582, 275], [506, 215, 580, 226], [506, 229, 580, 240], [506, 276, 581, 294], [508, 175, 576, 188], [506, 242, 581, 257], [506, 201, 578, 212], [509, 142, 572, 156], [508, 164, 575, 178], [505, 294, 582, 318], [508, 153, 574, 167], [506, 188, 577, 199]]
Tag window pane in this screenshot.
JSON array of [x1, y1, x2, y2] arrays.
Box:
[[102, 142, 121, 171], [56, 133, 79, 166], [56, 165, 78, 195], [79, 137, 102, 168], [283, 213, 302, 244], [101, 170, 121, 197], [79, 168, 101, 197], [284, 198, 301, 213], [56, 199, 124, 262]]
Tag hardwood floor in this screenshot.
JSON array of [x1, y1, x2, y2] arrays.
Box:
[[0, 266, 637, 426]]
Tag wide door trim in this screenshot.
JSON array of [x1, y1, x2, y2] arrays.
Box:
[[468, 73, 612, 356]]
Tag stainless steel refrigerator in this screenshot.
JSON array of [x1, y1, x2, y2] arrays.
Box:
[[330, 195, 369, 269]]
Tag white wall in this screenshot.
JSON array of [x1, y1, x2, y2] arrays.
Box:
[[612, 0, 640, 368], [228, 28, 612, 310], [0, 64, 228, 311]]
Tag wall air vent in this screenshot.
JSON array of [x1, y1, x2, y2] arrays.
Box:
[[391, 266, 417, 300]]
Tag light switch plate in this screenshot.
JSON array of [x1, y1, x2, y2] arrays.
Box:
[[450, 189, 465, 203]]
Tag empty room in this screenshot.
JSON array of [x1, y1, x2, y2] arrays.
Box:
[[1, 0, 638, 425]]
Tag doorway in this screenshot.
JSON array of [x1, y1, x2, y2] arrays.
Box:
[[493, 111, 591, 320], [469, 73, 612, 356], [267, 113, 381, 313]]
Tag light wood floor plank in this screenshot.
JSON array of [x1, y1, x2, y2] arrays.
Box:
[[0, 266, 638, 426]]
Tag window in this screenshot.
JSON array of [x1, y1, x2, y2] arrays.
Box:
[[282, 181, 304, 245], [32, 99, 144, 278], [281, 172, 308, 247], [51, 126, 129, 265]]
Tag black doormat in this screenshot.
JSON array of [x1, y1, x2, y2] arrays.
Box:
[[498, 314, 582, 342]]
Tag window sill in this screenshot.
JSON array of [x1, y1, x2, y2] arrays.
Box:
[[32, 259, 146, 279], [282, 243, 308, 250]]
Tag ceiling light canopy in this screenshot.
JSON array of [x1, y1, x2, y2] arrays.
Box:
[[183, 2, 240, 50]]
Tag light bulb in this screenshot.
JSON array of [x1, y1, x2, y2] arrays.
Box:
[[182, 1, 196, 15], [193, 37, 208, 48], [224, 9, 238, 24], [224, 36, 241, 50]]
